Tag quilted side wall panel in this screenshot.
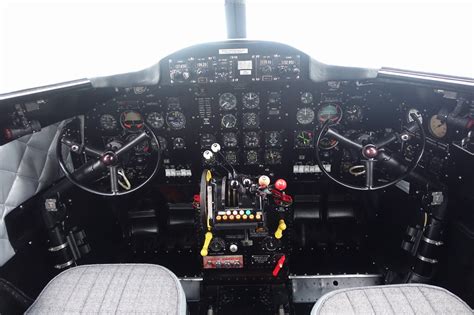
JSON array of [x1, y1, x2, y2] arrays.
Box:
[[0, 123, 63, 266]]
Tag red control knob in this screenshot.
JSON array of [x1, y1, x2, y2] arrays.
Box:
[[193, 194, 200, 203], [275, 179, 287, 191]]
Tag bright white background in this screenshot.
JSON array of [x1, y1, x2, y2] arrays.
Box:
[[0, 0, 472, 93]]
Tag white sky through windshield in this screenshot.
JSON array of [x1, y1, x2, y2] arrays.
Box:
[[0, 0, 472, 93]]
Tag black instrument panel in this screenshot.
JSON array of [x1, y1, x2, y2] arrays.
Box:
[[81, 41, 460, 187], [163, 41, 306, 85]]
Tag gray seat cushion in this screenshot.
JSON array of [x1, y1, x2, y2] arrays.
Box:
[[311, 284, 473, 315], [26, 264, 186, 314]]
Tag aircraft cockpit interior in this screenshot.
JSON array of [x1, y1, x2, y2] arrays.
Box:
[[0, 1, 473, 314]]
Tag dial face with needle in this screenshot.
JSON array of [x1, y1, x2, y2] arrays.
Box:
[[296, 107, 315, 125], [429, 115, 447, 139], [295, 130, 314, 148]]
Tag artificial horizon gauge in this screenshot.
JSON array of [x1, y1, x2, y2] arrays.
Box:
[[429, 115, 447, 139], [99, 114, 118, 131], [317, 104, 342, 124], [300, 92, 313, 104], [242, 92, 260, 109], [120, 110, 144, 131], [146, 112, 165, 129], [296, 107, 315, 125], [219, 92, 237, 110]]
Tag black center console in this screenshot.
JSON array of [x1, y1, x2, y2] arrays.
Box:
[[197, 163, 293, 281]]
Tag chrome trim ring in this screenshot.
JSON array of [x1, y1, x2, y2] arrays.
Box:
[[416, 254, 438, 264], [48, 242, 68, 252], [422, 236, 444, 246], [54, 260, 75, 269]]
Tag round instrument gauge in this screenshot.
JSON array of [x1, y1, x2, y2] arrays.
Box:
[[200, 133, 216, 149], [295, 130, 314, 148], [99, 114, 118, 131], [223, 151, 238, 165], [172, 137, 186, 150], [133, 86, 148, 95], [166, 111, 186, 130], [300, 92, 313, 104], [222, 132, 238, 148], [265, 131, 282, 147], [244, 131, 260, 148], [151, 136, 167, 151], [268, 91, 282, 104], [317, 104, 343, 124], [319, 137, 338, 150], [245, 150, 259, 165], [221, 114, 237, 129], [262, 236, 279, 251], [242, 92, 260, 109], [296, 107, 315, 125], [429, 115, 447, 139], [146, 112, 165, 129], [242, 112, 259, 129], [120, 110, 144, 132], [264, 150, 282, 165], [345, 105, 363, 123], [219, 93, 237, 110], [407, 108, 423, 124], [126, 134, 149, 153]]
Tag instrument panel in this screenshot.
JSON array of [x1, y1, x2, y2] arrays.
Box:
[[85, 81, 400, 183], [80, 42, 460, 187]]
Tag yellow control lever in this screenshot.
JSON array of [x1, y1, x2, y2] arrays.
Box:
[[274, 219, 287, 239], [200, 232, 213, 257]]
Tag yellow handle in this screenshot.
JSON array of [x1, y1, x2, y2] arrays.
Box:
[[274, 219, 287, 239], [200, 232, 213, 257]]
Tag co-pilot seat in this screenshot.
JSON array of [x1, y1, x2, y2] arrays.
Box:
[[26, 264, 186, 314]]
